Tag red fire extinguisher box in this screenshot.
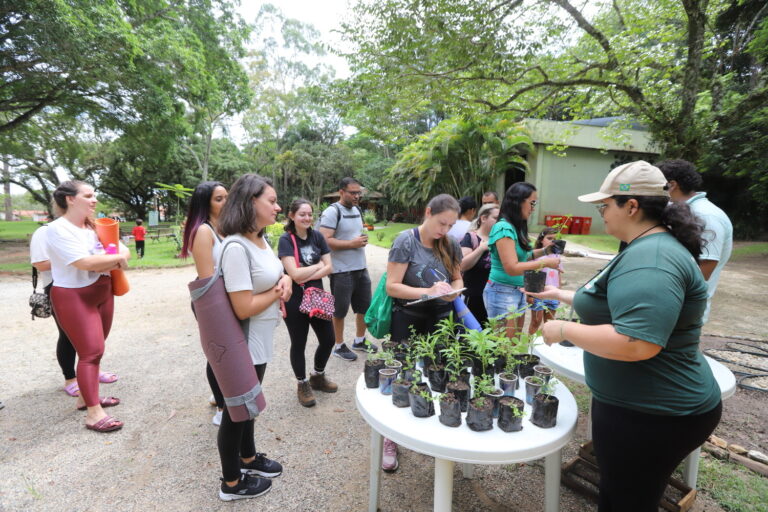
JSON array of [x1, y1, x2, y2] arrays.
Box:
[[570, 217, 583, 235], [581, 217, 592, 235]]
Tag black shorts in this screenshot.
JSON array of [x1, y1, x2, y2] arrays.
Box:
[[329, 269, 371, 318]]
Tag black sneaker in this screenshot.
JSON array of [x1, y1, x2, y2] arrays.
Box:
[[241, 453, 283, 478], [352, 338, 378, 352], [219, 473, 272, 501], [332, 343, 358, 361]]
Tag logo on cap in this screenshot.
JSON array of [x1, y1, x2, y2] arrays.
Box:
[[619, 184, 631, 191]]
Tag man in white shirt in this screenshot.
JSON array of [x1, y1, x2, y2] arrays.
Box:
[[658, 159, 733, 323]]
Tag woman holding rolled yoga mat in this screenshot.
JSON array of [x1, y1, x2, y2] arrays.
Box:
[[180, 180, 228, 426], [214, 174, 291, 501], [383, 194, 465, 472], [526, 161, 721, 511], [483, 182, 560, 337], [46, 181, 128, 433]]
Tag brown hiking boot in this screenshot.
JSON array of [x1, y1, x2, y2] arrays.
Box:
[[297, 381, 316, 407], [309, 373, 338, 393]]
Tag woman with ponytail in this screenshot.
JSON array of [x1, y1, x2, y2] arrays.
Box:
[[383, 194, 464, 472], [526, 161, 721, 512], [47, 181, 129, 432]]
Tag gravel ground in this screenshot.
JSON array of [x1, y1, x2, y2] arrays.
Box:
[[0, 242, 756, 511]]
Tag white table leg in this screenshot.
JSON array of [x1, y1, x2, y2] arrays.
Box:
[[461, 463, 474, 479], [544, 450, 562, 512], [682, 446, 701, 489], [369, 429, 383, 512], [434, 458, 455, 512]]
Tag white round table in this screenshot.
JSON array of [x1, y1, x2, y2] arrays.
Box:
[[355, 374, 578, 512], [533, 341, 736, 488]]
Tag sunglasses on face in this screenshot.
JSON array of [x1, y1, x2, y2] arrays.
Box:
[[596, 204, 608, 216]]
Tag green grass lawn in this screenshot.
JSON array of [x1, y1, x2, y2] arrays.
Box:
[[560, 233, 619, 254], [732, 242, 768, 259], [697, 457, 768, 512], [0, 220, 41, 240], [367, 223, 418, 249]]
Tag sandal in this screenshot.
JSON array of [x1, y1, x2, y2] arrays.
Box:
[[77, 396, 120, 411], [85, 415, 123, 433], [63, 382, 80, 397], [99, 371, 118, 384]]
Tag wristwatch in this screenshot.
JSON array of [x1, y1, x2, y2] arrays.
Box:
[[420, 294, 429, 301]]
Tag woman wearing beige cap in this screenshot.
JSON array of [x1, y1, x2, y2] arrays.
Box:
[[526, 161, 721, 511]]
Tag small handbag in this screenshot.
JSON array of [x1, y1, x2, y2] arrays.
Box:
[[291, 233, 335, 321], [29, 267, 52, 320]]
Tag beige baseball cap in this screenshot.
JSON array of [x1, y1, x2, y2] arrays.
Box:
[[578, 160, 670, 203]]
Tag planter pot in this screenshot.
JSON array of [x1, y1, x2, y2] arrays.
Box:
[[438, 393, 462, 427], [446, 380, 470, 413], [367, 225, 375, 231], [471, 359, 491, 380], [364, 359, 385, 389], [391, 380, 411, 408], [552, 239, 566, 255], [381, 340, 398, 353], [533, 364, 553, 383], [386, 359, 403, 375], [409, 383, 434, 418], [497, 397, 525, 432], [485, 388, 504, 418], [379, 368, 398, 395], [466, 397, 494, 432], [493, 355, 507, 375], [427, 364, 448, 393], [394, 350, 408, 363], [524, 270, 547, 293], [499, 373, 519, 397], [516, 354, 541, 381], [402, 367, 417, 383], [524, 376, 545, 406], [531, 393, 559, 428]]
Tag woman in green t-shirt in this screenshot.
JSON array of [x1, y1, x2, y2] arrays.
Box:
[[484, 182, 560, 336], [526, 161, 722, 512]]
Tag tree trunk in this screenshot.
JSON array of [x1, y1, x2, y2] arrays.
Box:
[[3, 160, 11, 221]]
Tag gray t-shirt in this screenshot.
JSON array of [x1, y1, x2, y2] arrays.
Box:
[[319, 202, 366, 273], [221, 234, 284, 365], [389, 228, 463, 313]]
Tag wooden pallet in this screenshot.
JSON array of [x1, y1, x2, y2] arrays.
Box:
[[561, 442, 696, 512]]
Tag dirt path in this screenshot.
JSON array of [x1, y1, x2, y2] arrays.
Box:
[[0, 244, 763, 511]]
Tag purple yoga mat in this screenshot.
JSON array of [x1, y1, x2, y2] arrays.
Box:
[[189, 275, 266, 422]]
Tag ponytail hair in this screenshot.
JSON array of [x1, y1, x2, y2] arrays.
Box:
[[425, 194, 461, 277], [614, 195, 704, 260], [52, 180, 95, 229], [284, 198, 313, 235]]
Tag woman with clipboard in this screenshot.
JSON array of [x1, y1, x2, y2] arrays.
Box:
[[383, 194, 464, 472]]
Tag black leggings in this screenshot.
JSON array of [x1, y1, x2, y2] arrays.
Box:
[[284, 292, 335, 381], [218, 363, 266, 482], [45, 283, 76, 380], [464, 294, 488, 328], [390, 307, 450, 343], [591, 398, 722, 512]]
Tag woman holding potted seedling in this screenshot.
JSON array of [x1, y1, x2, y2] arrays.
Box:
[[383, 194, 464, 472], [526, 161, 721, 512], [484, 182, 560, 336]]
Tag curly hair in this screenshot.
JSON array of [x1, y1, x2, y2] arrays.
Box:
[[656, 159, 702, 194]]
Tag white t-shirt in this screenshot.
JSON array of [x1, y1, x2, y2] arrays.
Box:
[[46, 217, 106, 288], [687, 192, 733, 323], [221, 234, 284, 365], [30, 225, 52, 288], [447, 219, 471, 241]]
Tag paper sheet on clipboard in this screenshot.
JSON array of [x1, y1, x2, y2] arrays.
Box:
[[404, 288, 466, 306]]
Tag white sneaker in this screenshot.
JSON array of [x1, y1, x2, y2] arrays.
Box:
[[212, 409, 223, 426], [209, 394, 217, 406]]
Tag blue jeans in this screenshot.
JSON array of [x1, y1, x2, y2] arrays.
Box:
[[483, 281, 527, 320]]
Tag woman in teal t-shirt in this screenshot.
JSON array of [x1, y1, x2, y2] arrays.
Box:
[[484, 182, 560, 335], [526, 161, 722, 512]]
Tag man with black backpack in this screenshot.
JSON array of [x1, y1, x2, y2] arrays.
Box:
[[318, 178, 377, 361]]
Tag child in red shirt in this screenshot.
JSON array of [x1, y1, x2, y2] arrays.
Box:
[[132, 219, 147, 258]]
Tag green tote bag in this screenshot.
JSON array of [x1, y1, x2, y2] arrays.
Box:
[[364, 272, 392, 339]]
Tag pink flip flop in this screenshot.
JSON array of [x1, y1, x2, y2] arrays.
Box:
[[99, 371, 118, 384], [77, 396, 120, 411], [85, 415, 123, 433], [63, 382, 80, 397]]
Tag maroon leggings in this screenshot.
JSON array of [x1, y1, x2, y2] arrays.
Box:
[[51, 276, 114, 407]]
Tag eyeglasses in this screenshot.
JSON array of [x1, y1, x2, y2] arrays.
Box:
[[344, 190, 363, 196], [529, 200, 537, 207], [595, 204, 608, 217]]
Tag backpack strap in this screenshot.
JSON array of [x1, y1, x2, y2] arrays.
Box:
[[470, 231, 480, 250], [32, 266, 38, 292], [331, 202, 364, 231], [190, 238, 257, 302]]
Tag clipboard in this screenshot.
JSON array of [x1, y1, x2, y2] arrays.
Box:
[[405, 288, 466, 306]]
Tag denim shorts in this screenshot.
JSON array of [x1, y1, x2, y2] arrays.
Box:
[[483, 281, 527, 320], [531, 298, 560, 312]]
